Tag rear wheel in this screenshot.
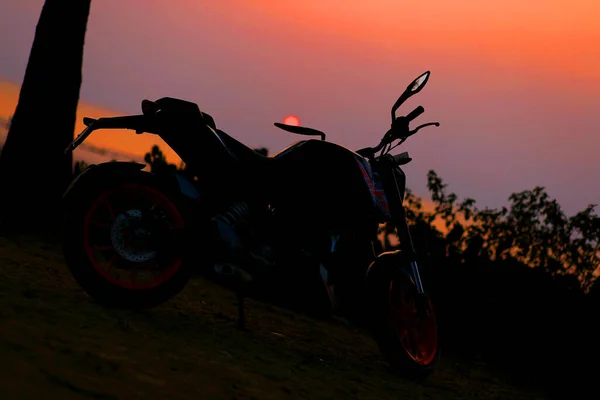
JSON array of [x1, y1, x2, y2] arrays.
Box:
[[63, 167, 192, 308], [367, 259, 440, 376]]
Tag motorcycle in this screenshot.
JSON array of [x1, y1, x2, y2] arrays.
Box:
[[63, 71, 441, 375]]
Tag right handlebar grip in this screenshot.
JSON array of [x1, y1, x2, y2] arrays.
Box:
[[406, 105, 424, 122]]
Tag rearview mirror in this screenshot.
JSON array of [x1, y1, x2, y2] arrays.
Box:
[[391, 71, 430, 121], [408, 71, 430, 94]]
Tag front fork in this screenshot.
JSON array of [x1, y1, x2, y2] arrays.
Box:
[[395, 217, 425, 294], [372, 158, 426, 297], [393, 205, 429, 314]]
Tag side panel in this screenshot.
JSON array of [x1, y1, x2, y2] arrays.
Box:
[[369, 160, 406, 222], [175, 174, 201, 199], [355, 157, 391, 219]]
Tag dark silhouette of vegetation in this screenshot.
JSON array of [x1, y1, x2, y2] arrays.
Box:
[[0, 0, 92, 232], [399, 172, 598, 397], [73, 160, 89, 177], [401, 171, 599, 288], [144, 145, 179, 175]]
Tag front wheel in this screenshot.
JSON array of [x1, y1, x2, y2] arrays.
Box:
[[63, 166, 193, 309], [366, 258, 440, 376]]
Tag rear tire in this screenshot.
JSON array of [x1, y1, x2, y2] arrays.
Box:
[[63, 165, 193, 309], [366, 254, 440, 377]]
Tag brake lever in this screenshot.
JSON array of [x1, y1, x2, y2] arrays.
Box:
[[407, 122, 440, 137]]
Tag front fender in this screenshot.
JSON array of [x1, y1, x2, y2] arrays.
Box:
[[365, 250, 409, 280], [366, 250, 403, 278]]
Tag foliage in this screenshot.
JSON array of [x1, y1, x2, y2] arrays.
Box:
[[73, 160, 89, 177], [388, 170, 598, 390], [144, 145, 179, 175], [381, 170, 600, 290]]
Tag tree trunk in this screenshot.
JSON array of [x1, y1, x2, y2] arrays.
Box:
[[0, 0, 92, 233]]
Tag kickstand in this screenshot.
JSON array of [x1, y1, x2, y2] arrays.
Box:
[[236, 290, 246, 330]]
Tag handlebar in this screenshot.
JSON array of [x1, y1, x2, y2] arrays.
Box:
[[64, 114, 153, 154], [355, 127, 394, 158], [408, 122, 440, 137], [86, 115, 149, 131], [355, 105, 439, 159], [406, 105, 424, 122]]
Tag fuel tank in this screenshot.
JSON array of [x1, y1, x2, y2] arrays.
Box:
[[271, 139, 379, 230]]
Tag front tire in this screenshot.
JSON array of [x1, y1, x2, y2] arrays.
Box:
[[63, 165, 192, 309], [366, 254, 440, 376]]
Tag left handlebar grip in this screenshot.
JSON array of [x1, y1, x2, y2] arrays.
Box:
[[406, 106, 424, 122]]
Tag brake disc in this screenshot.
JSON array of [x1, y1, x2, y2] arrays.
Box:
[[110, 210, 158, 263]]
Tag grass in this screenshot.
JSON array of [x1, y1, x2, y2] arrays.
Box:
[[0, 234, 547, 399]]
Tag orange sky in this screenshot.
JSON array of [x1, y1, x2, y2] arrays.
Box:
[[234, 0, 600, 84]]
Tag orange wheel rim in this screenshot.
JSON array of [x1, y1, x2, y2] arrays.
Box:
[[82, 184, 184, 290], [388, 274, 438, 366]]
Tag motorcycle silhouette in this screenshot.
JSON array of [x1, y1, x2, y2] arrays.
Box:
[[63, 71, 441, 375]]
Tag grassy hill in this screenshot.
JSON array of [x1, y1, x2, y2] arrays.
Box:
[[0, 234, 547, 400]]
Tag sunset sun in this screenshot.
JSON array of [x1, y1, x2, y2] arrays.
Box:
[[282, 115, 300, 126]]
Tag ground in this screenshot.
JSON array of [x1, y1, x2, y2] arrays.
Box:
[[0, 235, 547, 400]]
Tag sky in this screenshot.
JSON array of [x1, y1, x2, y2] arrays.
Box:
[[1, 0, 599, 215]]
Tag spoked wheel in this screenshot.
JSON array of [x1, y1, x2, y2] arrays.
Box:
[[64, 167, 193, 309], [367, 258, 440, 376]]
